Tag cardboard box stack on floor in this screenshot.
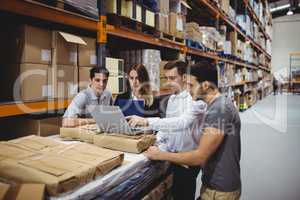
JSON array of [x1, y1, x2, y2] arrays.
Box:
[[60, 125, 156, 154], [0, 135, 124, 196]]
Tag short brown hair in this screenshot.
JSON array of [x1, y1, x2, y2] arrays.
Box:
[[163, 60, 187, 76]]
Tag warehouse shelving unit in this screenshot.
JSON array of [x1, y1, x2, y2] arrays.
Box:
[[0, 0, 272, 117], [289, 52, 300, 94]]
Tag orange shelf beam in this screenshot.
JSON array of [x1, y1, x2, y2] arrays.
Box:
[[0, 99, 71, 118]]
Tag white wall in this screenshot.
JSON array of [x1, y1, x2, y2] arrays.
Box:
[[272, 14, 300, 78]]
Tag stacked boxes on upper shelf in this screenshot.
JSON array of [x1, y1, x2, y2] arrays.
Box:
[[169, 0, 190, 39], [185, 22, 203, 44], [0, 25, 79, 102], [104, 0, 156, 27], [156, 0, 169, 34]]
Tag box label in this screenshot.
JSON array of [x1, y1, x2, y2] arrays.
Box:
[[41, 49, 51, 62], [70, 52, 77, 63], [90, 55, 97, 65], [42, 84, 52, 97]]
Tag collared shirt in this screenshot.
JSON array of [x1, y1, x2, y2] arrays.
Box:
[[147, 90, 207, 152], [63, 86, 112, 118]]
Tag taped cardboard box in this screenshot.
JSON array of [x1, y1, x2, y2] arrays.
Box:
[[0, 156, 93, 196], [0, 183, 10, 200], [0, 183, 45, 200], [0, 142, 124, 196], [45, 143, 124, 177], [60, 124, 101, 143], [79, 67, 92, 91], [78, 37, 96, 67], [8, 135, 62, 152], [17, 63, 51, 101], [0, 143, 37, 162], [93, 134, 156, 153], [0, 24, 52, 65], [56, 65, 78, 99]]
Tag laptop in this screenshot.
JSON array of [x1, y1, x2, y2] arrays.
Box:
[[115, 99, 145, 117], [88, 105, 152, 135]]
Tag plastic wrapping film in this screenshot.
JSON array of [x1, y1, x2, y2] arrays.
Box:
[[64, 0, 98, 19], [48, 136, 169, 200]]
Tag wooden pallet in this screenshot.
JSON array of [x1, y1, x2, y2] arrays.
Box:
[[159, 32, 185, 45], [107, 14, 160, 37]]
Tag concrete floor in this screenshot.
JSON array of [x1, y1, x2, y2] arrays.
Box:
[[196, 94, 300, 200]]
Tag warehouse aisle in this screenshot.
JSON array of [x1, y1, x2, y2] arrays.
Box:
[[196, 94, 300, 200], [240, 93, 300, 200]]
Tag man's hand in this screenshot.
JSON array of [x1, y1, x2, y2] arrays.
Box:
[[144, 146, 163, 160], [126, 115, 148, 127]]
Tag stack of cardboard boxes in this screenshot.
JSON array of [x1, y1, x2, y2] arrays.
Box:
[[104, 0, 155, 28], [156, 0, 170, 34], [0, 24, 85, 102], [0, 135, 124, 197], [169, 0, 190, 39], [185, 22, 203, 44]]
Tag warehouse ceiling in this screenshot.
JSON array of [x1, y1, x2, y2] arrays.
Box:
[[269, 0, 300, 18]]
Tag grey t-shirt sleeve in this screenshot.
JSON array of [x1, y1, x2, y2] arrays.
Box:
[[203, 102, 229, 134], [63, 92, 87, 118]]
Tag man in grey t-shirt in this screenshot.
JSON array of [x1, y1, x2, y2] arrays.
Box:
[[145, 61, 241, 200]]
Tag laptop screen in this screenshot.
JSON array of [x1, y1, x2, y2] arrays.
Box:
[[115, 99, 145, 117]]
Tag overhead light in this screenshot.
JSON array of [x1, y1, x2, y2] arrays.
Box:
[[287, 9, 294, 15]]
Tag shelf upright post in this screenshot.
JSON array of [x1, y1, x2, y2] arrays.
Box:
[[97, 0, 107, 68]]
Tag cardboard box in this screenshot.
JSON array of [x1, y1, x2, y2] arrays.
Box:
[[0, 137, 124, 196], [169, 12, 177, 36], [0, 183, 45, 200], [78, 37, 96, 67], [136, 4, 142, 22], [155, 13, 169, 34], [104, 0, 117, 14], [45, 143, 124, 177], [220, 0, 230, 14], [121, 0, 131, 18], [0, 143, 36, 162], [0, 24, 51, 65], [60, 124, 101, 143], [0, 183, 10, 200], [107, 76, 125, 94], [106, 57, 124, 76], [157, 0, 169, 14], [56, 65, 78, 99], [0, 63, 50, 102], [15, 184, 45, 200], [8, 135, 62, 152], [0, 155, 93, 196], [14, 25, 52, 65], [0, 117, 62, 140], [94, 134, 156, 153], [79, 67, 92, 91], [230, 31, 237, 55], [19, 63, 51, 101], [145, 9, 155, 27], [56, 32, 79, 66]]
